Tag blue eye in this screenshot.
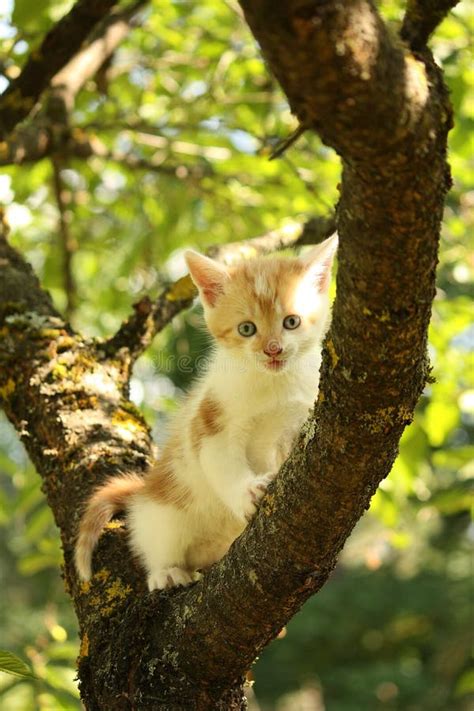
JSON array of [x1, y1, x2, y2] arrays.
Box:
[[283, 315, 301, 330], [238, 321, 257, 337]]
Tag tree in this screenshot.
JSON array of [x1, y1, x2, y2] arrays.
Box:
[[0, 0, 470, 708]]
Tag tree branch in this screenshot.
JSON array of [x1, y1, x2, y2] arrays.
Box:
[[50, 0, 149, 111], [238, 0, 435, 162], [68, 134, 215, 180], [0, 0, 454, 707], [207, 214, 337, 263], [0, 124, 52, 165], [401, 0, 461, 50], [103, 281, 198, 365], [51, 156, 77, 319], [0, 0, 122, 140], [0, 1, 149, 165], [0, 210, 152, 572], [147, 0, 450, 688]]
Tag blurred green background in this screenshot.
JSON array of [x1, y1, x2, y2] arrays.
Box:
[[0, 0, 472, 709]]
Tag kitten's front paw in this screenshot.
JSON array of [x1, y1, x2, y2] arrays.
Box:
[[148, 567, 201, 591], [240, 473, 274, 522]]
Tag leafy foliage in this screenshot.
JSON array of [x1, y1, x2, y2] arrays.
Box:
[[0, 651, 35, 679], [0, 0, 472, 709]]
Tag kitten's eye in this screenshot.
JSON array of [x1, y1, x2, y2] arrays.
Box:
[[238, 321, 257, 337], [283, 315, 301, 330]]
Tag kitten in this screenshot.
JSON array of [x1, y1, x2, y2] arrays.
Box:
[[75, 235, 337, 590]]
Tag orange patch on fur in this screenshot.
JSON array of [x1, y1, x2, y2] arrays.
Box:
[[191, 394, 224, 451], [75, 473, 145, 580], [82, 474, 145, 536], [144, 441, 192, 509], [214, 326, 233, 340], [253, 291, 274, 319]]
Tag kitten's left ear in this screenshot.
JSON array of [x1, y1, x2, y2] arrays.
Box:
[[185, 250, 229, 307], [299, 234, 338, 293]]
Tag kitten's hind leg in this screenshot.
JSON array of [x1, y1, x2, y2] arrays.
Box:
[[127, 498, 199, 591]]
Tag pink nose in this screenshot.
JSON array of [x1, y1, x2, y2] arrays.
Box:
[[264, 343, 283, 357]]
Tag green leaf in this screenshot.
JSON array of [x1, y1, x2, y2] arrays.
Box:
[[0, 650, 35, 679], [455, 668, 474, 697], [427, 480, 474, 514], [12, 0, 55, 33], [423, 401, 460, 447]]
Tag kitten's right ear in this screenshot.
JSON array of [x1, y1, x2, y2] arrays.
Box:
[[299, 234, 338, 293], [185, 251, 229, 307]]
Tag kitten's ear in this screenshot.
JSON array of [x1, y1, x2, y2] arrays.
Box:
[[299, 234, 338, 293], [185, 250, 229, 307]]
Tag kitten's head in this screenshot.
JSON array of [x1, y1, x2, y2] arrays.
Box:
[[185, 235, 337, 374]]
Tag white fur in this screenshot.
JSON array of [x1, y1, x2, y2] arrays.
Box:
[[127, 305, 329, 591], [77, 239, 337, 591]]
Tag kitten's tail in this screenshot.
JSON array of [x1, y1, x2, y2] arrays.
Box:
[[75, 473, 144, 582]]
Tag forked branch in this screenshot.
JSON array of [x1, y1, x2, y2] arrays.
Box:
[[0, 0, 122, 139], [51, 157, 77, 319], [0, 0, 149, 157], [0, 0, 454, 706], [401, 0, 461, 50]]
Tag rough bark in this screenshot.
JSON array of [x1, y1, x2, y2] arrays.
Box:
[[50, 0, 148, 112], [0, 0, 121, 140], [0, 123, 53, 165], [401, 0, 460, 50], [0, 0, 455, 708], [0, 1, 149, 165]]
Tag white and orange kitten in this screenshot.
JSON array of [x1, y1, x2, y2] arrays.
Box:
[[75, 235, 337, 590]]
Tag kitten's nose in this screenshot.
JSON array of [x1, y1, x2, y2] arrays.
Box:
[[264, 342, 283, 357]]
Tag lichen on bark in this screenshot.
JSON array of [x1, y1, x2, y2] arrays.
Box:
[[0, 0, 456, 708]]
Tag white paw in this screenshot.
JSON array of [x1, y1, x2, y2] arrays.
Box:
[[147, 567, 201, 591], [240, 473, 274, 522]]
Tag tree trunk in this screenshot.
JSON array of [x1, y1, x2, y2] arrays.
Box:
[[0, 0, 457, 707]]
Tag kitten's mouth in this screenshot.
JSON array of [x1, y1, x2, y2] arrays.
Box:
[[265, 358, 286, 371]]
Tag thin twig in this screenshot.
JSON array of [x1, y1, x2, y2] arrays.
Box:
[[208, 214, 337, 263], [269, 124, 307, 160], [0, 0, 122, 140], [52, 156, 77, 319], [51, 0, 149, 111], [0, 1, 149, 165]]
